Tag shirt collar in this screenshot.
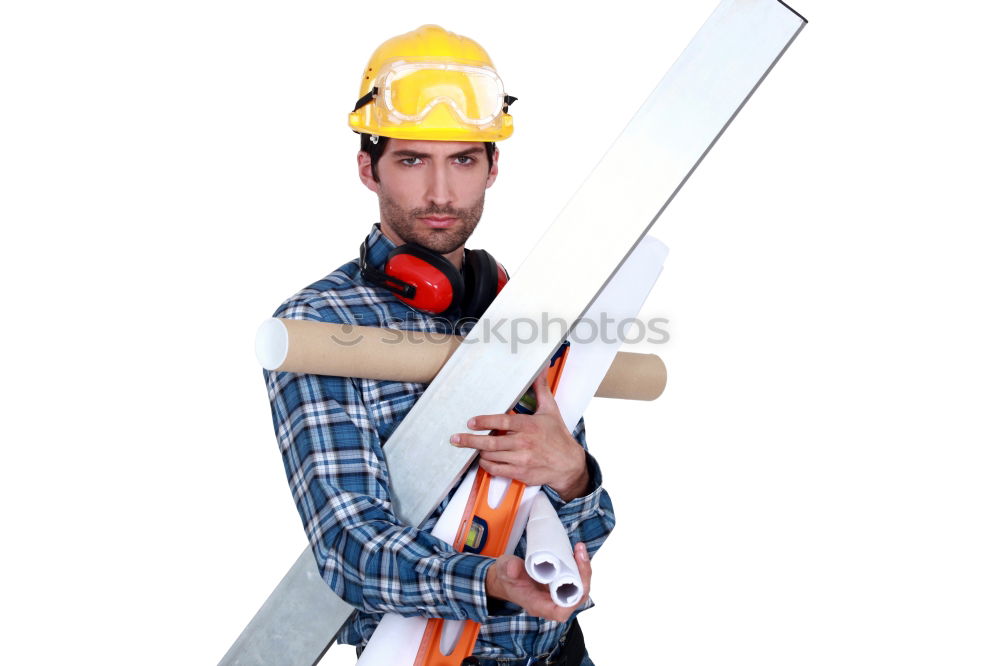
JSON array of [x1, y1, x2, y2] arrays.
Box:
[[363, 222, 398, 269]]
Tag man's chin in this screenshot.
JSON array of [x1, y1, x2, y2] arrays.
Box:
[[407, 229, 466, 255]]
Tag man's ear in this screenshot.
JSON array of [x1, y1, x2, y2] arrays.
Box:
[[358, 151, 379, 193], [485, 147, 499, 189]]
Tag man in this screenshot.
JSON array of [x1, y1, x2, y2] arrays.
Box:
[[265, 25, 613, 665]]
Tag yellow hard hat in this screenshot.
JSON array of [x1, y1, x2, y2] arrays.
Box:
[[348, 25, 516, 142]]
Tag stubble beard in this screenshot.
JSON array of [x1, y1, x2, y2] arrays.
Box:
[[378, 192, 485, 255]]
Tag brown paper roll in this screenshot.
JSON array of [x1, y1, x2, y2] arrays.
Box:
[[257, 318, 666, 400], [594, 351, 667, 401], [262, 319, 461, 382]]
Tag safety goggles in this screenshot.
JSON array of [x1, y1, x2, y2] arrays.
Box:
[[354, 61, 516, 127]]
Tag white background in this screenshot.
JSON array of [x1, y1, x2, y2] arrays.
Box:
[[2, 1, 998, 664]]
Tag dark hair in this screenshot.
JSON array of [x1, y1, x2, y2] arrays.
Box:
[[360, 134, 496, 182]]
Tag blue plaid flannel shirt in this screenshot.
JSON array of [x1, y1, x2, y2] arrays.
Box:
[[264, 223, 616, 659]]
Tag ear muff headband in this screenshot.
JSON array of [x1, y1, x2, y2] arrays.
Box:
[[462, 249, 498, 321]]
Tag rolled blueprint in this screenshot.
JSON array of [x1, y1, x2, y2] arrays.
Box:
[[256, 319, 666, 400], [524, 493, 584, 608]]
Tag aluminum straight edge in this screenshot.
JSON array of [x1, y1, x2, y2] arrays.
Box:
[[219, 2, 806, 663], [219, 549, 346, 665], [386, 0, 807, 529]]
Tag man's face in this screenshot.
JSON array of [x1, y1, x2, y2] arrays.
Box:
[[358, 139, 498, 255]]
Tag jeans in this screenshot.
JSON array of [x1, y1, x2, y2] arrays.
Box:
[[454, 618, 592, 666]]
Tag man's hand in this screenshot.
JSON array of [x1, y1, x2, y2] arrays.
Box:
[[450, 372, 589, 500], [485, 543, 592, 622]]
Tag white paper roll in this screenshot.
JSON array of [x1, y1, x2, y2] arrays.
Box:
[[524, 493, 584, 608], [356, 468, 541, 665]]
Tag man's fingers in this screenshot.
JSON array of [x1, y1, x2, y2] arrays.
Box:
[[493, 553, 582, 623], [575, 542, 592, 579], [532, 371, 559, 413], [503, 556, 521, 580], [575, 542, 593, 604], [450, 432, 517, 452], [480, 448, 528, 465], [466, 413, 522, 432], [478, 459, 519, 479], [519, 588, 571, 624]]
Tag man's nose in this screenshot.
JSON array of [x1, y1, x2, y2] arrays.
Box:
[[425, 163, 454, 207]]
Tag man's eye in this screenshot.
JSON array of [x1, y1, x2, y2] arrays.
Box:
[[401, 157, 423, 166], [454, 156, 474, 165]]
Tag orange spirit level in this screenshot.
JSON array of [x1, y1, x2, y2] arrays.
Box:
[[413, 342, 570, 665]]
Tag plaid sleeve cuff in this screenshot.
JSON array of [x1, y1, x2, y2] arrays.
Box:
[[542, 451, 604, 521], [439, 552, 495, 623]]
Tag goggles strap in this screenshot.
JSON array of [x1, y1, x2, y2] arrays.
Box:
[[354, 87, 517, 118], [354, 87, 378, 112]]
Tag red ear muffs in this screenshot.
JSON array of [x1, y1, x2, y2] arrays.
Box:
[[359, 235, 508, 318], [383, 244, 464, 314]]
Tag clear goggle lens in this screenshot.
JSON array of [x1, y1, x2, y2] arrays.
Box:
[[380, 63, 506, 126]]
